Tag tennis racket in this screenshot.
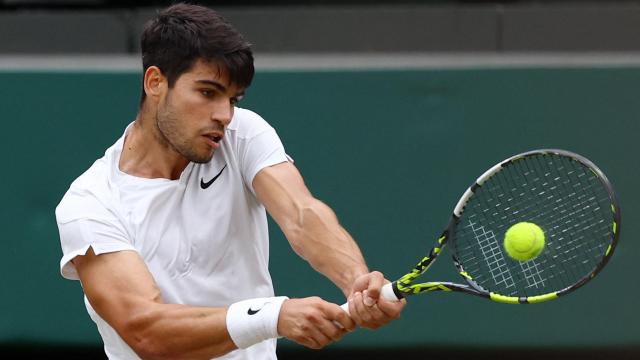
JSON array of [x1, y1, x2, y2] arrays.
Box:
[[342, 149, 620, 310]]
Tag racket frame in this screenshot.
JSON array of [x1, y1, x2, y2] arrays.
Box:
[[390, 149, 621, 304]]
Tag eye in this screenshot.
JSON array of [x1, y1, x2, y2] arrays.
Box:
[[200, 89, 214, 97]]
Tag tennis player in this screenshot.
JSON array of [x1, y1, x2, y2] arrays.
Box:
[[55, 3, 404, 359]]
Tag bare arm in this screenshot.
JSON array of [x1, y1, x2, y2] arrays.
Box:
[[73, 248, 235, 360], [254, 162, 405, 328], [253, 161, 368, 296], [74, 247, 354, 359]]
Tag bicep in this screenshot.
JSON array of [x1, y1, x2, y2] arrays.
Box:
[[73, 247, 162, 331]]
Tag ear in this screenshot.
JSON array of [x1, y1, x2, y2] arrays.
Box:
[[143, 66, 166, 100]]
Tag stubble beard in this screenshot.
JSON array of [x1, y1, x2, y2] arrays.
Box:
[[155, 99, 214, 164]]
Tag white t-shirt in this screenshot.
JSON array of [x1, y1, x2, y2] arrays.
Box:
[[56, 108, 289, 360]]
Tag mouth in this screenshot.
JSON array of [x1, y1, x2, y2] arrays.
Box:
[[202, 132, 224, 149], [205, 134, 223, 143]]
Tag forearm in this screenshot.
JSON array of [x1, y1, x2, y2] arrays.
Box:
[[117, 302, 235, 360], [131, 296, 356, 356], [75, 249, 236, 360], [285, 198, 369, 296], [253, 163, 369, 296]]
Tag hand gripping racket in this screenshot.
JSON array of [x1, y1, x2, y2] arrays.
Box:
[[342, 149, 620, 310]]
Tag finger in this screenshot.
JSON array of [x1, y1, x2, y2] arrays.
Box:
[[312, 303, 348, 342], [360, 302, 388, 327], [327, 303, 356, 332], [300, 335, 322, 350], [364, 271, 385, 302], [363, 289, 375, 306], [377, 296, 406, 320], [351, 291, 375, 325], [302, 301, 347, 346], [347, 292, 363, 325], [354, 291, 394, 329], [317, 318, 348, 342], [286, 322, 327, 349], [306, 327, 333, 349]]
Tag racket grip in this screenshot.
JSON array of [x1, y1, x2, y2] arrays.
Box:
[[339, 283, 399, 315]]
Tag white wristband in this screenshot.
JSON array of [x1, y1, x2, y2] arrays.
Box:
[[225, 296, 289, 349]]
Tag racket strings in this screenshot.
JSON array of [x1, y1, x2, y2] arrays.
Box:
[[515, 157, 586, 289], [454, 154, 614, 297], [507, 155, 611, 294], [527, 156, 612, 288]]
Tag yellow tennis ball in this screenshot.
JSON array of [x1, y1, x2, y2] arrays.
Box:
[[503, 222, 545, 261]]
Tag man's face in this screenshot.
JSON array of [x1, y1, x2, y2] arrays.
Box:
[[155, 59, 244, 163]]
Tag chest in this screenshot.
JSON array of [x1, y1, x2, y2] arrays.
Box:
[[119, 159, 248, 274]]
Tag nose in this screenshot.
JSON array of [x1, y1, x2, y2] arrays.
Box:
[[210, 98, 233, 126]]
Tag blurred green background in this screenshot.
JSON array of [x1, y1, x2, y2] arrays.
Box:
[[1, 65, 638, 356]]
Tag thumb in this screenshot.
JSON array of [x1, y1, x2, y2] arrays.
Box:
[[363, 290, 376, 306], [363, 271, 385, 305]]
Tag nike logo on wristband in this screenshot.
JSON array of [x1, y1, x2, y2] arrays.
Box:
[[247, 308, 261, 315], [247, 302, 270, 315], [200, 164, 227, 189]]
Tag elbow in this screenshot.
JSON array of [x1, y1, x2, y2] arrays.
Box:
[[119, 313, 173, 360], [130, 341, 169, 360], [124, 333, 168, 360], [128, 334, 231, 360], [120, 313, 230, 360], [130, 338, 171, 360]]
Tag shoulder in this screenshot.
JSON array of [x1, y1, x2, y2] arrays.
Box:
[[56, 157, 115, 224], [73, 157, 110, 190], [57, 132, 127, 221], [227, 107, 275, 139]]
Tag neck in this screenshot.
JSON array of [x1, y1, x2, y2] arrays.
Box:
[[119, 110, 189, 180]]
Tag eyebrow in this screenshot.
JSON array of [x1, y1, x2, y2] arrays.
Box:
[[195, 79, 226, 91], [195, 79, 245, 97]]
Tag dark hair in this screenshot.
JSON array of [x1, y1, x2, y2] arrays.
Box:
[[139, 3, 254, 105]]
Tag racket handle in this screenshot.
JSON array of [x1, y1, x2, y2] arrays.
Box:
[[339, 282, 399, 315]]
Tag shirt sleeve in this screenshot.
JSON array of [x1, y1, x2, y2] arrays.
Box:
[[57, 218, 136, 280], [56, 191, 136, 280], [238, 128, 291, 196]]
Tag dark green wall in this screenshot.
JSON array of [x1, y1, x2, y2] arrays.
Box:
[[1, 67, 638, 348]]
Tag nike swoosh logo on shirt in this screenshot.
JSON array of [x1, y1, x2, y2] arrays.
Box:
[[200, 164, 227, 189]]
